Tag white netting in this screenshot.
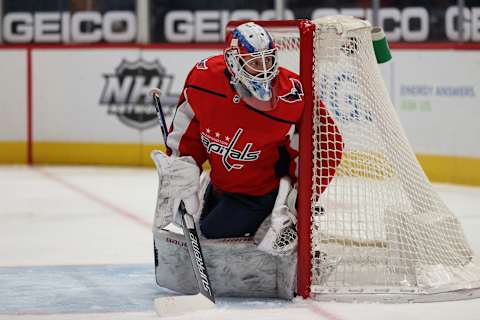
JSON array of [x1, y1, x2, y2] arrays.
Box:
[[265, 16, 480, 302]]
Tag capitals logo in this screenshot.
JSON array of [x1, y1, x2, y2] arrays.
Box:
[[200, 128, 261, 171], [279, 78, 304, 103], [100, 58, 179, 130]]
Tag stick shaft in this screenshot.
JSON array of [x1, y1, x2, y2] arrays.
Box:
[[151, 92, 215, 303], [152, 94, 169, 144]]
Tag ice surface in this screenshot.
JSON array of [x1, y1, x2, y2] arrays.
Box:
[[1, 166, 480, 320]]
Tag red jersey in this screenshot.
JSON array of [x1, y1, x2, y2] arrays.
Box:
[[166, 55, 304, 196]]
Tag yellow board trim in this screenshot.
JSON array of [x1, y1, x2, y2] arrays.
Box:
[[0, 141, 27, 164], [416, 154, 480, 186], [336, 150, 395, 180], [1, 142, 479, 185], [33, 142, 165, 166]]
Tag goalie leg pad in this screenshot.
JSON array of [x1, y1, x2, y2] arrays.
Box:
[[153, 228, 297, 299]]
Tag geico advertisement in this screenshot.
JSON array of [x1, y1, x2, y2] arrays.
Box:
[[2, 6, 480, 44], [162, 6, 480, 42], [1, 11, 136, 43], [390, 51, 480, 157], [32, 49, 219, 144], [0, 51, 27, 140]]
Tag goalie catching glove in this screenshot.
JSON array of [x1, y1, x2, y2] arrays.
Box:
[[257, 177, 298, 256], [151, 150, 200, 227]]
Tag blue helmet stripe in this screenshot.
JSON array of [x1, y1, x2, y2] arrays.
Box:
[[232, 29, 256, 53], [266, 32, 274, 49]]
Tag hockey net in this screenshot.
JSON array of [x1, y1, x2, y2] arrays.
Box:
[[229, 16, 480, 302]]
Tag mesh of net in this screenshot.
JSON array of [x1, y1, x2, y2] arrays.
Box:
[[268, 17, 480, 298]]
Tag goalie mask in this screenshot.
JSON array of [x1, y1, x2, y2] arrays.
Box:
[[225, 22, 279, 111]]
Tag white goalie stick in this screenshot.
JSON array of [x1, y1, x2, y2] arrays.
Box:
[[150, 88, 215, 317]]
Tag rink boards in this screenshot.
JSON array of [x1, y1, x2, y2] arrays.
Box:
[[0, 45, 479, 185]]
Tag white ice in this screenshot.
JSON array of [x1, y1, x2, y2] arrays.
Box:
[[1, 165, 480, 320]]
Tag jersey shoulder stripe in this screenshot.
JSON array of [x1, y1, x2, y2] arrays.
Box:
[[186, 85, 227, 99]]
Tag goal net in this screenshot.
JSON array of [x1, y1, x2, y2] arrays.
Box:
[[228, 16, 480, 302]]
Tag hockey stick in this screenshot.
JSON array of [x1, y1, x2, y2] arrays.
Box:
[[150, 88, 215, 317]]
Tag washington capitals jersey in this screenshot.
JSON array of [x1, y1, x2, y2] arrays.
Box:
[[166, 54, 305, 196]]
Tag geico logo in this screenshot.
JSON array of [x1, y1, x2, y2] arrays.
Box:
[[445, 6, 480, 41], [164, 9, 295, 42], [313, 7, 431, 42], [314, 6, 480, 42], [2, 11, 136, 43], [164, 8, 436, 43]]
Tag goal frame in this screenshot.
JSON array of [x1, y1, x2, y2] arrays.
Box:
[[227, 17, 480, 303]]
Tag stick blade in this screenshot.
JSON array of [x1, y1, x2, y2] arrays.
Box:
[[154, 293, 215, 317]]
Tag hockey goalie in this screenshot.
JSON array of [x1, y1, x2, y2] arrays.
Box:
[[151, 22, 343, 299]]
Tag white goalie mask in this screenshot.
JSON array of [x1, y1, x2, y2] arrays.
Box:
[[224, 22, 279, 111]]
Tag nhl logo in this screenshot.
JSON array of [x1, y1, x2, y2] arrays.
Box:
[[233, 95, 240, 104], [100, 58, 178, 130]]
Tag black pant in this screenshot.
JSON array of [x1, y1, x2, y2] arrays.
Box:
[[199, 184, 278, 239]]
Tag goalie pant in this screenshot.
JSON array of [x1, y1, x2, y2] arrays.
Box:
[[199, 183, 279, 239]]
